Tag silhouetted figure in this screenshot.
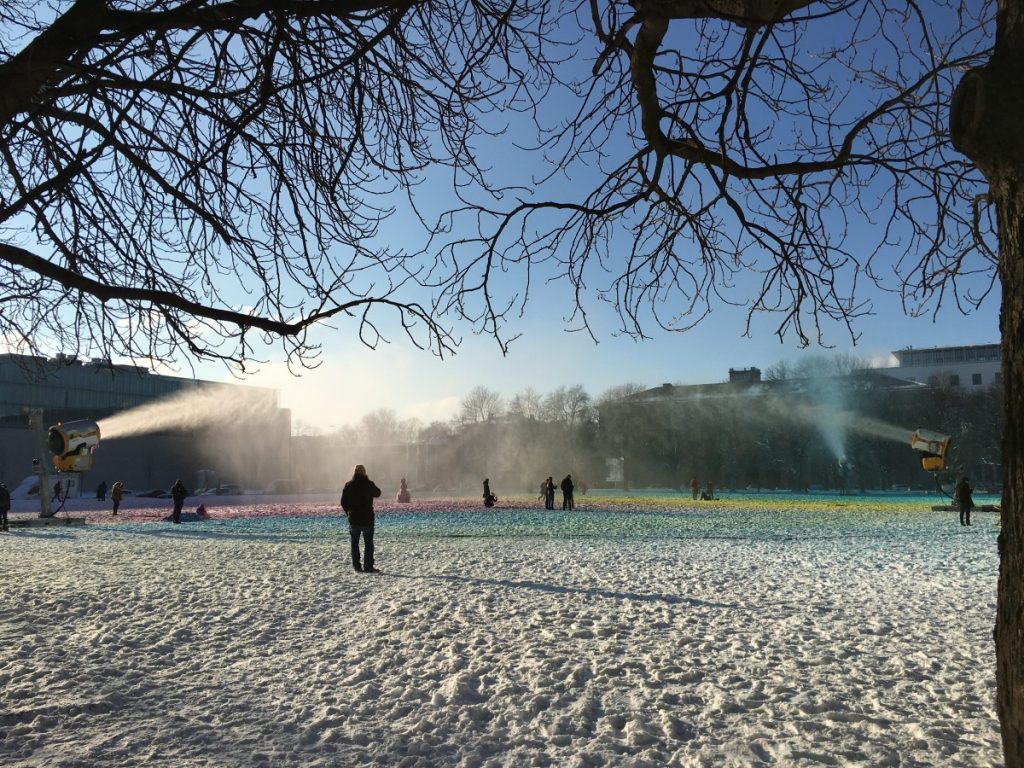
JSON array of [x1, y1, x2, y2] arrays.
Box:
[[701, 480, 715, 501], [543, 476, 556, 510], [560, 474, 574, 510], [96, 480, 107, 501], [397, 477, 411, 503], [0, 482, 9, 531], [170, 479, 187, 524], [342, 464, 382, 572], [483, 478, 497, 507], [955, 476, 975, 526], [690, 477, 699, 500], [111, 482, 124, 516]]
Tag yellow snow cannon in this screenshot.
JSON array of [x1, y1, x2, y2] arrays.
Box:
[[47, 419, 101, 472], [910, 429, 951, 472]]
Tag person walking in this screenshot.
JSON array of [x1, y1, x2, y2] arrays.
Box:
[[954, 476, 975, 526], [341, 464, 382, 573], [0, 481, 9, 532], [690, 477, 699, 500], [111, 482, 124, 516], [170, 479, 187, 524], [560, 474, 575, 511]]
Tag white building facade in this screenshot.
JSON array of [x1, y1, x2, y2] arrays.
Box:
[[875, 344, 1001, 388]]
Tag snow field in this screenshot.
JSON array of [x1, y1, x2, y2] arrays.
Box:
[[0, 503, 1001, 767]]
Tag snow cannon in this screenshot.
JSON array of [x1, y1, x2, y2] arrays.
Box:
[[910, 429, 951, 472], [47, 419, 101, 472]]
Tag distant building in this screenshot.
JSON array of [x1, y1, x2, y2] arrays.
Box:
[[0, 354, 290, 495], [621, 365, 922, 405], [875, 343, 1000, 388]]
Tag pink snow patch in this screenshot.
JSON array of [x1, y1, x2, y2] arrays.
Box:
[[30, 493, 573, 525]]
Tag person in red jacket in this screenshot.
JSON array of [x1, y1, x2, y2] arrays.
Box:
[[341, 464, 382, 573]]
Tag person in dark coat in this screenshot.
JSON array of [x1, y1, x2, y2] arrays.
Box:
[[543, 476, 556, 510], [560, 474, 575, 511], [341, 464, 382, 572], [96, 480, 107, 501], [170, 479, 187, 524], [482, 478, 497, 507], [111, 482, 124, 516], [954, 476, 975, 526], [0, 482, 9, 531]]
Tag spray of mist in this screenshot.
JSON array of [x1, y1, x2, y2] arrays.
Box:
[[788, 403, 914, 456], [100, 385, 279, 440]]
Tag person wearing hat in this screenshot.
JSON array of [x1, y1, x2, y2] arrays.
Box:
[[341, 464, 382, 572]]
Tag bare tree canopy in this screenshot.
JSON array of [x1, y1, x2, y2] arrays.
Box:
[[436, 0, 995, 351], [1, 1, 995, 370], [0, 0, 553, 369]]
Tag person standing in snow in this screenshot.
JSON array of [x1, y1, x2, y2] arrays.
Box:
[[111, 482, 124, 516], [341, 464, 382, 573], [0, 482, 9, 531], [954, 476, 975, 527], [560, 474, 574, 510], [170, 479, 187, 524], [543, 476, 556, 510]]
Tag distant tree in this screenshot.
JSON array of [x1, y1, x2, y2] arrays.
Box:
[[420, 421, 454, 444], [596, 383, 648, 406], [765, 354, 870, 381], [458, 386, 505, 425], [395, 417, 424, 445], [507, 387, 545, 420], [542, 385, 593, 428], [762, 360, 795, 383], [336, 424, 362, 447], [359, 408, 401, 445]]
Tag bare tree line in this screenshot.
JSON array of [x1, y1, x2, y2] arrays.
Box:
[[309, 362, 1001, 499]]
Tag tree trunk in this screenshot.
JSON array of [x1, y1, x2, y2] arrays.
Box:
[[996, 179, 1024, 767], [950, 2, 1024, 764]]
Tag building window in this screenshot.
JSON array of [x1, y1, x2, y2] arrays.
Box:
[[972, 373, 982, 386], [950, 374, 960, 386]]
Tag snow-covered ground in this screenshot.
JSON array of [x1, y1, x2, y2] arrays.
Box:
[[0, 494, 1002, 766]]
